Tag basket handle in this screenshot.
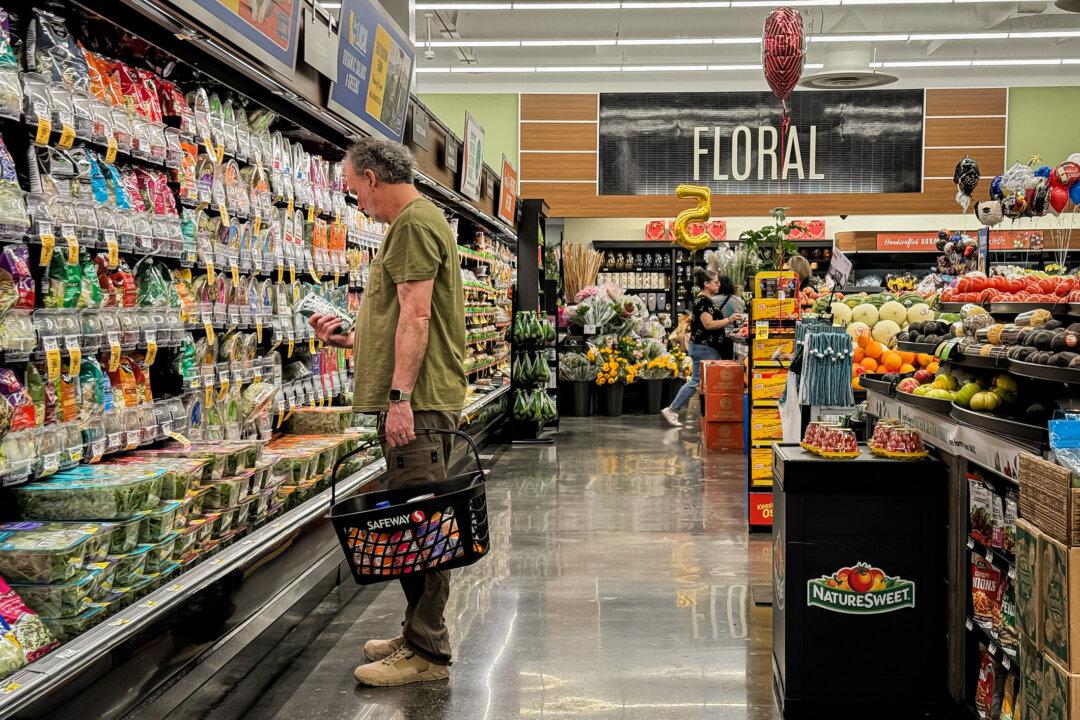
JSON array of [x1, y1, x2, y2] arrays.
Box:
[[331, 428, 485, 505]]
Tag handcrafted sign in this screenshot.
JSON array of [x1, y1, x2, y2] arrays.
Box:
[[598, 89, 924, 196], [876, 230, 1046, 252], [188, 0, 301, 73], [327, 0, 414, 143], [807, 563, 916, 615], [497, 155, 518, 225]]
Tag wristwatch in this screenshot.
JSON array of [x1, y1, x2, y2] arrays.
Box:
[[388, 389, 412, 403]]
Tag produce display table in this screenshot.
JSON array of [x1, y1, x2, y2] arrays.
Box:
[[771, 443, 947, 719]]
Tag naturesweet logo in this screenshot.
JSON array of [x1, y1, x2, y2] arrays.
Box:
[[806, 563, 915, 615]]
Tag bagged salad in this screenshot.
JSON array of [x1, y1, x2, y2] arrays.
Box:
[[0, 577, 58, 677]]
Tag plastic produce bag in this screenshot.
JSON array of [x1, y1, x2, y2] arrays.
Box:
[[42, 249, 80, 309], [0, 577, 58, 673], [29, 9, 89, 90]]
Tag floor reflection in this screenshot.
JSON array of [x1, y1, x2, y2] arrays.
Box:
[[172, 416, 780, 720]]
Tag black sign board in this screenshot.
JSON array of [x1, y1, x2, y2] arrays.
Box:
[[443, 135, 459, 173], [409, 105, 430, 151], [598, 89, 924, 196], [484, 172, 495, 200]]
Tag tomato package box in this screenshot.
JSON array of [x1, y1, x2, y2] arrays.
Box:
[[751, 368, 787, 403], [701, 421, 742, 451], [1016, 519, 1043, 649], [751, 337, 794, 361], [750, 407, 782, 442], [750, 446, 773, 483], [702, 361, 743, 394], [1040, 533, 1080, 673], [1020, 637, 1043, 720], [1042, 653, 1080, 720], [703, 393, 743, 422], [1018, 452, 1080, 546]]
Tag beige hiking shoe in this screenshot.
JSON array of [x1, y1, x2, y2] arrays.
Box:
[[363, 635, 406, 662], [353, 647, 450, 687]]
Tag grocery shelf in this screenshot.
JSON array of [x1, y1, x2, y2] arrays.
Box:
[[866, 389, 1034, 483], [964, 616, 1018, 674], [967, 535, 1016, 574], [0, 458, 385, 716], [462, 383, 511, 418], [466, 354, 510, 376]]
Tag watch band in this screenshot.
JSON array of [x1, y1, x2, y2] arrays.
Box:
[[389, 389, 412, 403]]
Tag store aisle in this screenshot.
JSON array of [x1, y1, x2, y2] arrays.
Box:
[[173, 417, 778, 720]]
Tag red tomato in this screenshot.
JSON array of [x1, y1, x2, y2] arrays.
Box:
[[848, 567, 875, 593], [1040, 278, 1058, 294], [941, 288, 955, 302], [978, 288, 997, 303], [991, 276, 1008, 291], [970, 276, 989, 292], [957, 277, 971, 293], [1008, 278, 1024, 294]]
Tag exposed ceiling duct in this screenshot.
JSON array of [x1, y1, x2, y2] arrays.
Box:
[[800, 48, 897, 89]]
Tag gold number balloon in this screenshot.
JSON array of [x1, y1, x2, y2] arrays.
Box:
[[672, 184, 712, 252]]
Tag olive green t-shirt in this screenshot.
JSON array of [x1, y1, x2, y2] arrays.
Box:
[[352, 197, 467, 413]]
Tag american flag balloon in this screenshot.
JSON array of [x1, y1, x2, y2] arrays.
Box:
[[762, 7, 805, 151]]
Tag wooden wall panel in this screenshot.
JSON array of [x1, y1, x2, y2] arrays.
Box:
[[925, 88, 1007, 117], [924, 147, 1005, 178], [520, 152, 596, 181], [520, 122, 597, 152], [925, 117, 1006, 148], [520, 94, 597, 121]]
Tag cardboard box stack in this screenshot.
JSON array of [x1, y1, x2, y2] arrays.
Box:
[[700, 361, 743, 451], [1016, 453, 1080, 719]]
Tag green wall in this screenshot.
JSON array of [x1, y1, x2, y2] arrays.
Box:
[[418, 93, 518, 170], [1007, 87, 1080, 166]]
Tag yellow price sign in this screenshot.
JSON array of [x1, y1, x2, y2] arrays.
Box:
[[106, 236, 119, 268], [108, 339, 121, 372], [287, 338, 295, 357], [203, 136, 215, 156], [277, 405, 285, 426], [145, 338, 157, 366], [287, 197, 295, 215], [256, 319, 263, 343], [166, 430, 191, 448], [44, 339, 61, 381], [308, 335, 316, 354], [755, 321, 769, 341], [289, 263, 296, 285], [215, 142, 225, 165], [39, 233, 55, 266], [58, 124, 75, 149], [206, 261, 216, 284], [292, 283, 300, 303], [34, 117, 51, 145], [277, 262, 284, 283], [66, 235, 79, 265], [307, 204, 315, 223], [205, 383, 214, 408], [105, 137, 118, 164], [219, 376, 230, 399], [254, 215, 262, 234], [204, 321, 216, 346], [230, 263, 240, 286], [66, 340, 81, 376], [219, 202, 230, 226]]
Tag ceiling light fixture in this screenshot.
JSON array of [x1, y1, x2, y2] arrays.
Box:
[[621, 64, 710, 71], [617, 37, 715, 45], [416, 61, 826, 73], [414, 0, 1023, 9], [908, 32, 1009, 40], [521, 38, 617, 45]]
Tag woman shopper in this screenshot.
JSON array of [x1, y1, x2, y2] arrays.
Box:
[[661, 269, 744, 427]]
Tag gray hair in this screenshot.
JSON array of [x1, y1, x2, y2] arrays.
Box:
[[345, 137, 415, 184]]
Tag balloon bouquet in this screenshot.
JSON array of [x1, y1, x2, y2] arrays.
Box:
[[965, 154, 1080, 226]]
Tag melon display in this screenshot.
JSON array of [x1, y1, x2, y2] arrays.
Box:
[[878, 301, 907, 326], [851, 303, 880, 327], [872, 320, 902, 344]]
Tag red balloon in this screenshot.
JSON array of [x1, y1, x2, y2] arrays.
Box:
[[762, 8, 805, 105], [1050, 185, 1070, 214], [1056, 161, 1080, 188]]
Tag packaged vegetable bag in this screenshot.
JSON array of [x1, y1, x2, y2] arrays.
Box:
[[0, 576, 59, 673]]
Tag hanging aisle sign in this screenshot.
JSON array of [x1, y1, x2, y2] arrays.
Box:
[[498, 155, 518, 225], [598, 89, 924, 196], [327, 0, 415, 143], [177, 0, 301, 75], [460, 112, 485, 201], [876, 230, 1045, 252]]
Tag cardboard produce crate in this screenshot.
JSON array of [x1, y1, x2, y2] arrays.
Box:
[[1017, 519, 1043, 649], [1020, 637, 1043, 719], [703, 393, 743, 422], [1041, 533, 1080, 673], [1019, 452, 1080, 546], [1044, 653, 1080, 719], [702, 421, 742, 451], [702, 360, 743, 394]]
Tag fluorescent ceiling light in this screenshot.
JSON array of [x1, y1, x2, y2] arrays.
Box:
[[415, 0, 1022, 8], [908, 32, 1008, 40], [426, 39, 521, 46], [621, 1, 731, 6], [521, 39, 616, 45], [512, 1, 621, 7], [870, 60, 972, 67], [812, 34, 908, 43], [617, 37, 714, 45], [416, 67, 453, 73], [449, 65, 537, 72], [712, 36, 760, 44], [621, 64, 710, 71], [534, 65, 623, 71], [972, 58, 1062, 66], [732, 0, 838, 5], [415, 2, 511, 7], [1008, 30, 1080, 39]]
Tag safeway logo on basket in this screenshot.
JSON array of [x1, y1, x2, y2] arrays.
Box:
[[366, 514, 412, 530], [410, 510, 426, 523]]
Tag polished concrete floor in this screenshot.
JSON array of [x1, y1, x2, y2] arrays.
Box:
[[175, 416, 779, 720]]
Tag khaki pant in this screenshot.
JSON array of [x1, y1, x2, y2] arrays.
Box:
[[378, 409, 458, 665]]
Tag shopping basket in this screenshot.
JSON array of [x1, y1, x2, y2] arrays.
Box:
[[329, 429, 490, 585]]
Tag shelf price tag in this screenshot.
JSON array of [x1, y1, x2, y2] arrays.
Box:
[[307, 204, 315, 223], [583, 324, 596, 336], [206, 260, 216, 285], [38, 222, 55, 266], [253, 215, 262, 234], [63, 226, 79, 265], [58, 123, 75, 149], [308, 335, 316, 355], [287, 336, 295, 358], [277, 261, 284, 283], [219, 202, 230, 226], [145, 331, 157, 366], [43, 336, 61, 380], [0, 681, 20, 695], [65, 336, 81, 375], [89, 438, 105, 462], [255, 318, 263, 343], [105, 230, 119, 268], [230, 262, 240, 287], [202, 310, 215, 346], [205, 381, 214, 408], [755, 321, 769, 341], [105, 137, 118, 164], [34, 117, 51, 145], [287, 197, 294, 215], [288, 261, 296, 286], [215, 142, 225, 166]]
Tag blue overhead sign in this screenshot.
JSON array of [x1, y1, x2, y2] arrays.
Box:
[[189, 0, 301, 72], [327, 0, 415, 143]]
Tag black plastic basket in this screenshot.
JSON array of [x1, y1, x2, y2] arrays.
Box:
[[329, 429, 489, 585]]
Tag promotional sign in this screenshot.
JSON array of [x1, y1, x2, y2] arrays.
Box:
[[806, 563, 916, 615], [598, 89, 924, 196], [828, 246, 852, 287], [409, 104, 430, 150], [460, 112, 485, 201], [876, 230, 1046, 252], [185, 0, 301, 74], [327, 0, 414, 143], [497, 155, 518, 225]]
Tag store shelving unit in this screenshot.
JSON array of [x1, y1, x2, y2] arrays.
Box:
[[746, 271, 800, 531]]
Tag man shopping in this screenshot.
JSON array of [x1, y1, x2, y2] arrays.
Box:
[[310, 136, 466, 687]]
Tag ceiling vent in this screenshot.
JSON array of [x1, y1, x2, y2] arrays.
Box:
[[799, 48, 898, 89], [1057, 0, 1080, 12]]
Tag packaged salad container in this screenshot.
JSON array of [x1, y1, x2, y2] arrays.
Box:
[[194, 515, 217, 548], [209, 506, 238, 540], [108, 544, 152, 586], [139, 501, 181, 543], [202, 475, 248, 510], [83, 559, 117, 601], [12, 469, 164, 519], [178, 486, 210, 525], [173, 521, 200, 560], [0, 521, 115, 564], [10, 568, 98, 619], [105, 513, 147, 555], [42, 604, 106, 641], [143, 560, 180, 592], [141, 533, 179, 574], [0, 524, 100, 583]]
